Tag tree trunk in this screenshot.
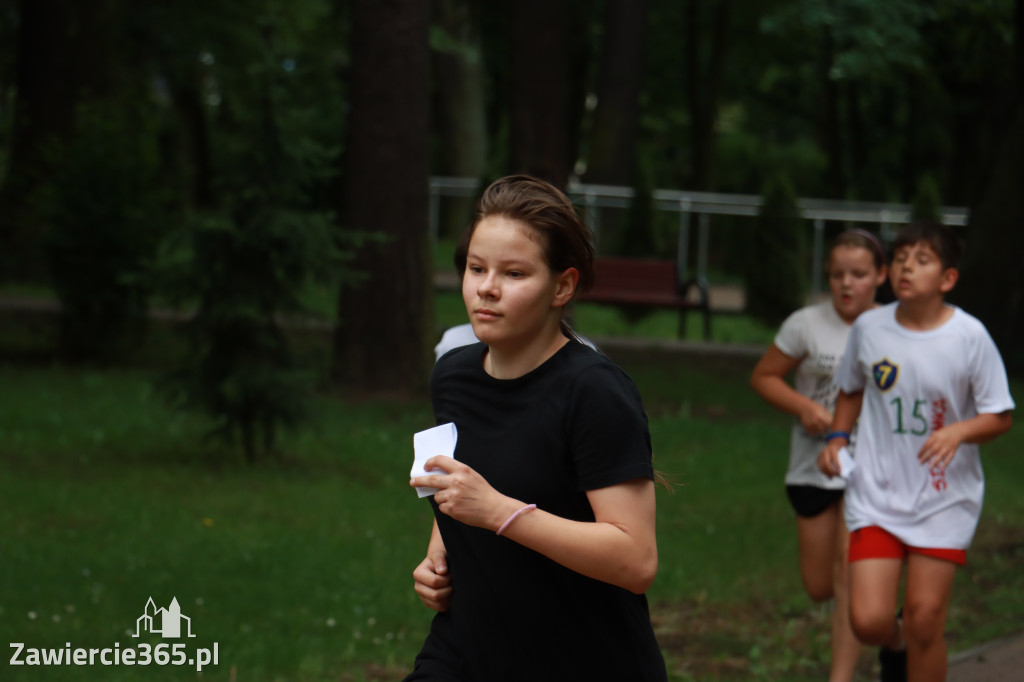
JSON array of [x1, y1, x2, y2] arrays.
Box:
[[956, 95, 1024, 371], [332, 0, 432, 393], [508, 0, 571, 188], [583, 0, 649, 187], [165, 73, 215, 209], [0, 0, 126, 281], [0, 0, 79, 279], [684, 0, 731, 192], [680, 0, 732, 271], [848, 81, 870, 196], [956, 0, 1024, 372], [432, 0, 488, 238], [899, 78, 919, 201], [818, 26, 845, 199]]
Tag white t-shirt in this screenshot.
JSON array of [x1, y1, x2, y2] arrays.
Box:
[[774, 301, 852, 489], [434, 323, 598, 363], [836, 303, 1015, 549], [434, 324, 481, 362]]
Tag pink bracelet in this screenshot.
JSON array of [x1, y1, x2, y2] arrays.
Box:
[[496, 504, 537, 536]]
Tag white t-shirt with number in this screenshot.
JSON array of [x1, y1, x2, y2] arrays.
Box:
[[836, 303, 1015, 549], [774, 301, 852, 489]]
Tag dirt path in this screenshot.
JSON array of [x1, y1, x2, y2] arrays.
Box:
[[948, 632, 1024, 681]]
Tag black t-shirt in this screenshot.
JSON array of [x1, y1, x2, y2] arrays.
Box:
[[406, 340, 667, 682]]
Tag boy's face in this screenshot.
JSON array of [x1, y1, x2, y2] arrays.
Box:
[[890, 240, 958, 303]]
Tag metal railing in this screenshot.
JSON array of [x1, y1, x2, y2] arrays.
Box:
[[428, 176, 970, 299]]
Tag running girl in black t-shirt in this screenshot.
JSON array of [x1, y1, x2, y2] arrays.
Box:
[[405, 175, 667, 682]]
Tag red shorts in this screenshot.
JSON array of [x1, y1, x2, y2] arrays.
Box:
[[849, 526, 967, 566]]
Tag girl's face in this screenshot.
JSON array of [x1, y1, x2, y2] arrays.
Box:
[[828, 245, 887, 324], [462, 215, 575, 350]]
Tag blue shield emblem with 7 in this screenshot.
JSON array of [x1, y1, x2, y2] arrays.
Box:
[[872, 359, 898, 392]]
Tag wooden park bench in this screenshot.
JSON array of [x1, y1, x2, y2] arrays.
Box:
[[576, 257, 711, 339]]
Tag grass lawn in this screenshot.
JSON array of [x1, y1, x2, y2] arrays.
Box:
[[1, 308, 1022, 680]]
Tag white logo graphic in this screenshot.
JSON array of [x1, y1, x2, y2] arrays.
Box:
[[133, 597, 196, 638], [10, 597, 217, 671]]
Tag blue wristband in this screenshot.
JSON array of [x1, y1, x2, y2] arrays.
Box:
[[825, 431, 850, 442]]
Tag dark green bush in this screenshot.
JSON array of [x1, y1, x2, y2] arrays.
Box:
[[158, 207, 340, 461], [911, 173, 942, 222], [154, 30, 352, 462], [745, 172, 805, 327]]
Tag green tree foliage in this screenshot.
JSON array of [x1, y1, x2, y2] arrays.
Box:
[[158, 207, 341, 462], [155, 1, 351, 461], [0, 0, 1019, 390], [761, 0, 936, 80], [918, 0, 1018, 205], [752, 0, 1016, 204], [37, 101, 169, 363], [758, 0, 937, 199], [746, 172, 805, 326]]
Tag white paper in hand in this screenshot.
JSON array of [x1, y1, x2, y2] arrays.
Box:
[[837, 446, 856, 480], [411, 423, 458, 498]]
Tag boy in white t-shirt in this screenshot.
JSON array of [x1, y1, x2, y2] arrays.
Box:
[[819, 222, 1014, 682]]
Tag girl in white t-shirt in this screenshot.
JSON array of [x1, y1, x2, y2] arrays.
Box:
[[751, 229, 887, 681]]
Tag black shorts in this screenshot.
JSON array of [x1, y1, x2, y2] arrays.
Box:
[[786, 485, 844, 518]]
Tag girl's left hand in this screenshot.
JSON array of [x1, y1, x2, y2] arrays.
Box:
[[817, 439, 846, 478], [918, 425, 962, 471], [411, 456, 520, 532]]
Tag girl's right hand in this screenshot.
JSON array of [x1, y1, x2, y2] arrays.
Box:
[[412, 549, 452, 612], [800, 403, 834, 436]]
